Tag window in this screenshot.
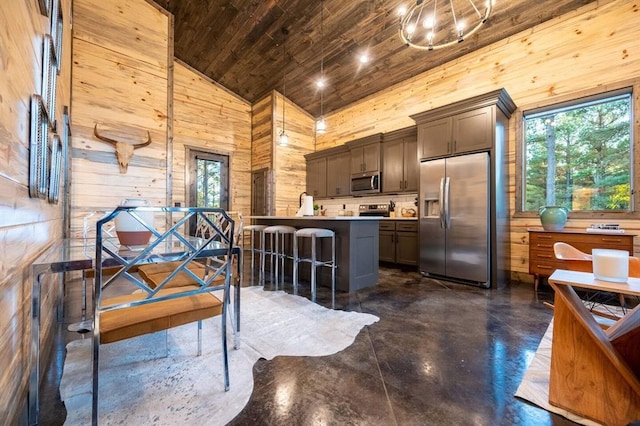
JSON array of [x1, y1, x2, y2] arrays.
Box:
[[522, 89, 633, 213], [187, 149, 229, 234]]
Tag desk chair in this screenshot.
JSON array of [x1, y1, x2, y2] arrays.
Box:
[[553, 242, 639, 320], [92, 207, 234, 425]]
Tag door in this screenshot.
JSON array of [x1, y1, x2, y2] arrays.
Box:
[[188, 149, 229, 234], [419, 158, 446, 275], [445, 153, 489, 283], [252, 168, 268, 216]]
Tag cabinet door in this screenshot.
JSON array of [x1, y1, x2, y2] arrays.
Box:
[[362, 143, 380, 173], [452, 106, 493, 154], [327, 152, 351, 196], [396, 231, 418, 266], [306, 157, 327, 198], [379, 230, 395, 262], [418, 117, 451, 160], [403, 138, 418, 191], [350, 147, 364, 174], [382, 139, 404, 193]]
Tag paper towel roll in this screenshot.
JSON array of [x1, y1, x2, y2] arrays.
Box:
[[303, 195, 314, 216], [592, 249, 629, 283]]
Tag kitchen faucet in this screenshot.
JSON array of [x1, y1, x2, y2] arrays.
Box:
[[299, 191, 308, 208]]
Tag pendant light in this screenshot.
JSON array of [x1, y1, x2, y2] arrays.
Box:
[[279, 27, 289, 146], [316, 0, 327, 134]]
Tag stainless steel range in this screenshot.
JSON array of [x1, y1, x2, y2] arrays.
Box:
[[358, 204, 390, 217]]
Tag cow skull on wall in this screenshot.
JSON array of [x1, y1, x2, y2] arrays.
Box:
[[93, 124, 152, 173]]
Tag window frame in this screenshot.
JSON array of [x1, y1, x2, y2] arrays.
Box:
[[514, 81, 639, 219]]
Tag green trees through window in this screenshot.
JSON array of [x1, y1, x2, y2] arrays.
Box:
[[523, 91, 632, 212]]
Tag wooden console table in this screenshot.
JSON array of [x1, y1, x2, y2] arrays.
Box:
[[548, 269, 640, 426], [528, 228, 636, 291]]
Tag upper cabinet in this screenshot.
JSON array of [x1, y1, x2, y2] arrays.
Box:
[[305, 145, 350, 199], [326, 147, 351, 197], [381, 126, 418, 193], [305, 155, 327, 198], [346, 134, 382, 175], [412, 89, 516, 161]]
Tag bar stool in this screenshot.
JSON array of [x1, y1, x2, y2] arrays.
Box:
[[242, 224, 267, 284], [261, 225, 297, 289], [293, 228, 336, 309]]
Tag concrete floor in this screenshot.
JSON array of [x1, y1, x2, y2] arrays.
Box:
[[39, 265, 577, 425]]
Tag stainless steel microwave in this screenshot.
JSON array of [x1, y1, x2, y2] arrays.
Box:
[[351, 172, 381, 195]]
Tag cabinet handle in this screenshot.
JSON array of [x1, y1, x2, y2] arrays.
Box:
[[404, 180, 408, 189], [601, 238, 623, 242], [537, 235, 553, 240], [537, 265, 554, 270], [537, 254, 553, 259], [453, 140, 457, 152]]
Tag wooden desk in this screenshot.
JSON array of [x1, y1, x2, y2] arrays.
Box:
[[548, 269, 640, 425], [528, 228, 636, 291]]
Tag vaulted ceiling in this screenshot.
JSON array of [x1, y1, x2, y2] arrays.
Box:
[[153, 0, 596, 116]]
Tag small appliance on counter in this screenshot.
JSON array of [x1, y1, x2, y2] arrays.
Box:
[[358, 204, 390, 217]]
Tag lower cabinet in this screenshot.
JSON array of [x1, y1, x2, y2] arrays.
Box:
[[379, 220, 418, 266]]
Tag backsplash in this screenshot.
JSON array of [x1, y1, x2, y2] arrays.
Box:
[[311, 194, 418, 217]]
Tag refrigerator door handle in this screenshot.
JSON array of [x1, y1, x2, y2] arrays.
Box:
[[444, 176, 451, 229], [439, 177, 446, 228]]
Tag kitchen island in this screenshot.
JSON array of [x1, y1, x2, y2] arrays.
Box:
[[250, 216, 381, 292]]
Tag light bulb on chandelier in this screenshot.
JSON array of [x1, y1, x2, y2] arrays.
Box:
[[398, 0, 493, 51]]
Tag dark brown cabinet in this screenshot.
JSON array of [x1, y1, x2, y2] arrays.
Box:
[[382, 126, 418, 193], [305, 156, 327, 198], [305, 145, 350, 199], [347, 134, 382, 175], [379, 220, 418, 266], [326, 148, 350, 197], [416, 105, 493, 160]]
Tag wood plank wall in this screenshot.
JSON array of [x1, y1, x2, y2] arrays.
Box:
[[313, 0, 640, 281], [172, 60, 252, 216], [273, 91, 316, 216], [0, 0, 72, 423], [252, 95, 274, 214], [251, 92, 315, 216], [70, 0, 170, 237]]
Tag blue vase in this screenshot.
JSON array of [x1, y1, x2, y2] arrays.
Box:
[[538, 206, 568, 231]]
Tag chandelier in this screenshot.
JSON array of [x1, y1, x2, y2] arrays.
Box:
[[398, 0, 493, 51]]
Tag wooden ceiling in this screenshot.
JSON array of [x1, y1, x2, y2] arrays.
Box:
[[153, 0, 596, 116]]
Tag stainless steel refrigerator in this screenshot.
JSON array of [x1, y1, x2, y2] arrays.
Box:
[[419, 152, 490, 286]]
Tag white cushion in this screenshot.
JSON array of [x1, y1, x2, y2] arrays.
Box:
[[295, 228, 334, 238]]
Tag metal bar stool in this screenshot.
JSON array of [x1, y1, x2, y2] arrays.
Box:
[[261, 225, 297, 289], [293, 227, 336, 308], [242, 224, 267, 284]]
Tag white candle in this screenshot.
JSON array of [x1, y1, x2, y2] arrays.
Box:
[[592, 249, 629, 283]]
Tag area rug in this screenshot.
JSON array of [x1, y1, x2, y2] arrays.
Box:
[[60, 286, 379, 425], [514, 321, 601, 426]]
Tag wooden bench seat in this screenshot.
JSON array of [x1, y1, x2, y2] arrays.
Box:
[[99, 285, 223, 344]]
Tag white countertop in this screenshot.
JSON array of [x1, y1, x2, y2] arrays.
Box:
[[249, 215, 417, 221]]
